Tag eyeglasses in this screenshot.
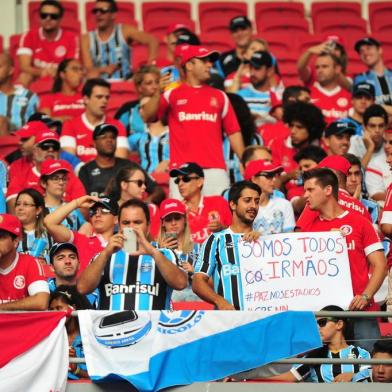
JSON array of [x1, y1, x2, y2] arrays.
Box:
[[92, 8, 112, 15], [163, 214, 183, 223], [15, 202, 36, 208], [40, 12, 61, 20], [39, 142, 60, 151], [255, 172, 276, 179], [48, 175, 68, 183], [174, 176, 200, 185], [317, 317, 338, 327], [125, 179, 146, 187], [89, 207, 112, 218]]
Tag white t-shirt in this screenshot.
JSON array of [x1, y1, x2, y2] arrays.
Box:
[[253, 197, 295, 235]]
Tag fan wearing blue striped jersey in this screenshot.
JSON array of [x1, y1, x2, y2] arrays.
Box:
[[266, 306, 371, 383], [77, 199, 187, 310], [192, 181, 261, 310]]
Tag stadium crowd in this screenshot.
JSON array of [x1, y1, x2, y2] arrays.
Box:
[[0, 0, 392, 383]]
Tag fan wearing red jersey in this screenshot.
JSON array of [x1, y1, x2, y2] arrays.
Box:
[[310, 53, 352, 124], [142, 45, 245, 197], [0, 214, 49, 310], [302, 167, 386, 351], [17, 0, 79, 87], [60, 78, 129, 163]]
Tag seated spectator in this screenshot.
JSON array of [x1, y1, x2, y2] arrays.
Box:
[[17, 0, 79, 87], [297, 35, 351, 90], [44, 195, 118, 272], [81, 0, 158, 80], [169, 163, 232, 244], [40, 159, 85, 231], [323, 120, 356, 156], [0, 53, 39, 130], [60, 78, 129, 162], [372, 340, 392, 382], [267, 306, 371, 383], [157, 199, 201, 302], [15, 188, 52, 263], [244, 160, 295, 235], [77, 199, 187, 310], [242, 145, 273, 167], [39, 59, 85, 122], [48, 242, 99, 308], [49, 285, 92, 380], [7, 129, 86, 213], [0, 214, 49, 310], [309, 52, 351, 124]]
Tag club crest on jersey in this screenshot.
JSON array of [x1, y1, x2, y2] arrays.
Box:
[[337, 97, 348, 107], [210, 97, 218, 107], [55, 45, 66, 58], [176, 99, 188, 105], [339, 225, 353, 236], [14, 275, 25, 289]]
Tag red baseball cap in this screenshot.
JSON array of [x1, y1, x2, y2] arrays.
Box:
[[167, 22, 193, 35], [244, 159, 283, 180], [40, 159, 70, 177], [0, 214, 22, 237], [318, 155, 351, 176], [35, 130, 60, 145], [324, 34, 345, 46], [160, 199, 186, 219], [179, 45, 219, 66], [16, 121, 50, 139]]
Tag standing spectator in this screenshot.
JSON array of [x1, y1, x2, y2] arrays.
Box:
[[142, 45, 245, 196], [244, 160, 295, 235], [310, 53, 351, 124], [17, 0, 79, 87], [0, 214, 49, 310], [170, 163, 232, 244], [81, 0, 158, 80], [371, 340, 392, 382], [0, 53, 39, 130], [77, 199, 187, 310], [323, 120, 356, 156], [192, 181, 261, 310], [219, 16, 253, 77], [39, 59, 85, 122], [354, 37, 392, 106], [60, 78, 129, 162], [302, 168, 386, 352]]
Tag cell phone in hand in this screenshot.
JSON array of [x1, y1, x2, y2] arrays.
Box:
[[123, 227, 137, 253]]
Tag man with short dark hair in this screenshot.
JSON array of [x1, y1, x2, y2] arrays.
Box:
[[17, 0, 79, 87], [0, 214, 49, 310], [192, 181, 261, 310], [81, 0, 158, 80], [372, 340, 392, 382], [323, 120, 356, 156], [61, 78, 129, 162], [77, 198, 187, 310]]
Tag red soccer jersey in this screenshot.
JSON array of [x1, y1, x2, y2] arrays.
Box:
[[380, 183, 392, 269], [303, 210, 383, 301], [39, 92, 84, 119], [6, 158, 86, 202], [185, 196, 232, 244], [60, 114, 128, 162], [310, 82, 352, 124], [148, 203, 160, 240], [268, 136, 298, 174], [17, 28, 79, 69], [158, 83, 240, 169], [297, 188, 372, 230], [259, 121, 290, 147], [0, 253, 49, 304]]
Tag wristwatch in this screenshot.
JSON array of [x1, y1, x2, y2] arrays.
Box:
[[361, 293, 370, 302]]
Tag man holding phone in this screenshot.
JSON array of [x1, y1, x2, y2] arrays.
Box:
[[77, 199, 187, 310]]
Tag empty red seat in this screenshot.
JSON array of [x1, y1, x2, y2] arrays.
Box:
[[106, 95, 132, 118], [372, 34, 392, 58], [257, 17, 309, 35], [370, 14, 392, 35], [260, 32, 297, 54], [255, 2, 305, 26], [346, 51, 367, 76], [311, 1, 362, 27], [314, 15, 367, 36], [200, 33, 233, 53], [294, 33, 327, 54], [379, 322, 392, 337], [144, 15, 195, 38], [29, 77, 54, 98], [132, 41, 168, 69], [9, 34, 21, 80], [199, 2, 248, 34], [369, 2, 392, 25], [85, 1, 136, 31], [28, 1, 79, 29], [142, 2, 191, 31]]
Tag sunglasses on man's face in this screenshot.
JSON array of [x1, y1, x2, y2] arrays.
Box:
[[174, 176, 200, 185], [92, 8, 112, 15], [40, 12, 61, 20], [89, 207, 112, 218], [317, 317, 338, 327], [39, 142, 60, 151]]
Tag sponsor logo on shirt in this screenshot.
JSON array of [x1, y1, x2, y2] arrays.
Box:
[[77, 145, 97, 156], [322, 108, 348, 119], [104, 282, 160, 296], [222, 264, 240, 276], [76, 134, 88, 139], [14, 275, 25, 289], [176, 99, 188, 105], [91, 168, 101, 176], [178, 111, 217, 122]]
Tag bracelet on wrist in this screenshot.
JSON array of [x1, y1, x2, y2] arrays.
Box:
[[361, 293, 370, 302]]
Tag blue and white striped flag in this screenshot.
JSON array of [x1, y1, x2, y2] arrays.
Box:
[[79, 310, 321, 392]]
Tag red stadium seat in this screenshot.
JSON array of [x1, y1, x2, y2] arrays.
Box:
[[260, 32, 297, 54], [142, 2, 191, 31], [314, 15, 367, 36], [9, 34, 21, 80], [200, 33, 233, 53], [311, 1, 362, 28], [294, 33, 328, 54], [106, 95, 131, 118], [372, 34, 392, 59], [28, 1, 79, 29], [257, 17, 309, 35], [144, 15, 195, 38], [60, 19, 81, 35], [379, 322, 392, 337], [370, 14, 392, 35], [255, 2, 305, 26], [132, 41, 167, 69], [346, 51, 367, 76], [85, 1, 136, 31], [199, 2, 248, 34], [369, 1, 392, 26], [110, 80, 137, 98]]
